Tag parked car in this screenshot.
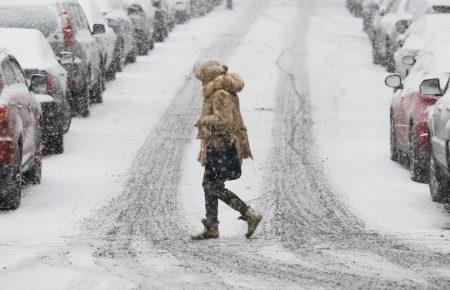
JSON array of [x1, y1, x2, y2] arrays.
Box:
[[362, 0, 392, 38], [0, 49, 46, 210], [394, 14, 450, 79], [78, 0, 118, 85], [373, 0, 450, 71], [190, 0, 208, 17], [427, 73, 450, 204], [0, 0, 103, 117], [173, 0, 191, 23], [0, 28, 73, 154], [347, 0, 364, 16], [122, 0, 155, 55], [385, 47, 449, 183], [153, 0, 170, 42], [96, 0, 137, 65]]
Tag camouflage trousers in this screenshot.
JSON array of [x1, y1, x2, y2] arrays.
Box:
[[202, 174, 249, 228]]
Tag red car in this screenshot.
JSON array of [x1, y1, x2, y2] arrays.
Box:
[[0, 50, 46, 210], [385, 51, 439, 183]]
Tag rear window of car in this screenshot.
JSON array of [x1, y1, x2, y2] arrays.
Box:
[[0, 6, 59, 38]]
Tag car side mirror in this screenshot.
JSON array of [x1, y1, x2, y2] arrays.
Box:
[[402, 55, 416, 66], [385, 74, 403, 90], [93, 23, 106, 34], [59, 52, 75, 65], [420, 78, 443, 96], [29, 74, 47, 94]]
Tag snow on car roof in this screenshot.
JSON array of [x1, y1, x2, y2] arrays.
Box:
[[0, 28, 58, 70], [78, 0, 107, 30]]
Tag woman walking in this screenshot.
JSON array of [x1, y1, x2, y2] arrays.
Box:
[[191, 60, 263, 240]]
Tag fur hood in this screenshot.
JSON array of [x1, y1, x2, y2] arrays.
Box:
[[203, 73, 245, 98], [193, 59, 228, 84]]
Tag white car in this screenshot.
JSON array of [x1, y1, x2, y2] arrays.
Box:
[[78, 0, 118, 83], [172, 0, 191, 23], [394, 14, 450, 78], [0, 28, 72, 154], [371, 0, 450, 70]]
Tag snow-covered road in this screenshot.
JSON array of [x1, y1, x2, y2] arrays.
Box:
[[2, 0, 450, 289]]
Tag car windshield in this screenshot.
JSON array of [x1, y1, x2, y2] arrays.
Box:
[[0, 6, 57, 38]]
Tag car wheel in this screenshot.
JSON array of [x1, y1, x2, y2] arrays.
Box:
[[429, 153, 448, 203], [372, 36, 381, 65], [78, 84, 90, 118], [386, 39, 396, 73], [1, 151, 22, 210], [24, 141, 43, 185], [390, 115, 400, 162], [127, 48, 137, 63], [409, 127, 429, 183], [47, 134, 64, 155], [91, 67, 104, 104]]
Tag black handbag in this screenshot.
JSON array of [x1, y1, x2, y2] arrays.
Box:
[[205, 131, 242, 181]]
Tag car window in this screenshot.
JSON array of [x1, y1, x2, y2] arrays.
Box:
[[64, 4, 85, 31], [1, 60, 17, 85], [10, 60, 26, 84], [76, 6, 91, 30], [0, 6, 58, 38]]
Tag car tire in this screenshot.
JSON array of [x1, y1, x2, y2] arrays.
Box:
[[1, 151, 22, 210], [78, 84, 90, 118], [390, 115, 400, 162], [372, 36, 381, 65], [127, 48, 137, 63], [48, 134, 64, 155], [429, 153, 448, 203], [409, 127, 429, 183], [386, 39, 396, 73]]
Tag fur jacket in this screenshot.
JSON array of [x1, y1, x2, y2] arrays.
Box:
[[193, 60, 253, 166]]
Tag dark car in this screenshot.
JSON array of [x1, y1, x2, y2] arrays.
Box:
[[0, 28, 73, 154], [0, 0, 103, 117], [0, 49, 45, 210]]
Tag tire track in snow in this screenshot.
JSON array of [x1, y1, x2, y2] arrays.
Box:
[[83, 0, 450, 289]]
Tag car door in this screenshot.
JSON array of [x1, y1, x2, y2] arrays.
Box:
[[1, 59, 34, 163], [64, 2, 98, 80], [396, 68, 420, 149]]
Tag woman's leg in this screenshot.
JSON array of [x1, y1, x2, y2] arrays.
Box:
[[203, 175, 249, 219]]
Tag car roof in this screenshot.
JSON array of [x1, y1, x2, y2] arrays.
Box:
[[0, 28, 58, 70]]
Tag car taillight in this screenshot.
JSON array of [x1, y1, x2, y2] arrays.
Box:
[[0, 106, 8, 135], [58, 4, 73, 46], [396, 20, 409, 34], [44, 73, 54, 94]]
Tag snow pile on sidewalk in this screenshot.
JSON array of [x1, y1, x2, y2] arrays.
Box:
[[307, 0, 450, 250]]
